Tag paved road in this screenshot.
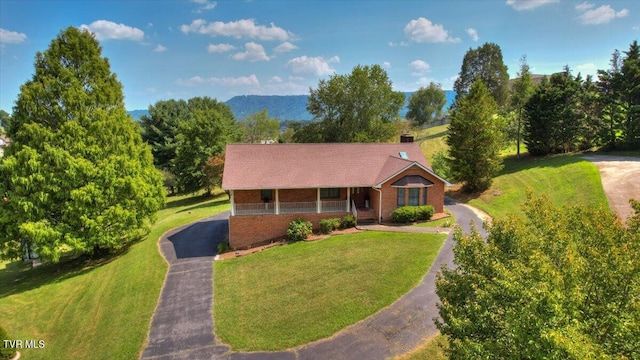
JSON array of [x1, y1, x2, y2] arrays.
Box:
[[141, 199, 486, 359], [582, 155, 640, 221]]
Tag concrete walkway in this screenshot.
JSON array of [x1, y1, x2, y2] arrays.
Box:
[[582, 155, 640, 221], [141, 198, 486, 359]]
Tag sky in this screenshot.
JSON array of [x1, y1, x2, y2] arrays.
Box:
[[1, 0, 638, 112]]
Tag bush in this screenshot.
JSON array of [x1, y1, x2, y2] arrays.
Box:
[[319, 218, 341, 234], [341, 214, 356, 228], [0, 326, 15, 360], [217, 242, 230, 254], [391, 205, 434, 223], [287, 218, 312, 242], [416, 205, 435, 221]]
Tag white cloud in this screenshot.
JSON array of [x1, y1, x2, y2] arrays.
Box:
[[79, 20, 144, 41], [270, 76, 283, 83], [154, 44, 167, 52], [388, 41, 409, 47], [180, 18, 293, 41], [577, 4, 629, 25], [634, 24, 640, 31], [575, 2, 594, 11], [207, 43, 235, 53], [178, 74, 260, 87], [286, 55, 339, 76], [274, 41, 298, 53], [410, 60, 430, 76], [191, 0, 216, 12], [232, 42, 270, 62], [506, 0, 558, 11], [466, 28, 479, 42], [575, 62, 598, 77], [382, 61, 391, 68], [404, 17, 460, 43], [0, 28, 27, 44]]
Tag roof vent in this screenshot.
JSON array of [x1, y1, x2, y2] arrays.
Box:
[[400, 134, 414, 143], [399, 151, 408, 159]]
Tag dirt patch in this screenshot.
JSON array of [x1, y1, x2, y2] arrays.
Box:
[[582, 155, 640, 221]]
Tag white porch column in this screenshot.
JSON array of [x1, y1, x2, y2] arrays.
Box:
[[346, 187, 350, 212], [275, 189, 280, 215], [317, 188, 321, 213], [230, 190, 235, 216]]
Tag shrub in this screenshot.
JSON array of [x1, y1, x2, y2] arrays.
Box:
[[341, 214, 356, 228], [217, 242, 230, 254], [319, 218, 341, 234], [416, 205, 435, 221], [287, 218, 312, 242], [391, 206, 417, 223], [0, 326, 15, 360]]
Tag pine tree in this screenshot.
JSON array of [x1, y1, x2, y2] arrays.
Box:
[[447, 80, 504, 193], [0, 27, 165, 261], [509, 56, 535, 158]]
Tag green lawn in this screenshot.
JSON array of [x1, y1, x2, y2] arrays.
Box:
[[0, 192, 230, 360], [214, 231, 447, 351], [465, 154, 608, 220], [398, 334, 448, 360], [414, 124, 449, 163], [413, 211, 455, 228]]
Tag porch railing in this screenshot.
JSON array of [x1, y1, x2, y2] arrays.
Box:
[[280, 201, 317, 214], [234, 200, 349, 216]]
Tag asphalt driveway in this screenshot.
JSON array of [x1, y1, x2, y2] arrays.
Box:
[[141, 199, 486, 359]]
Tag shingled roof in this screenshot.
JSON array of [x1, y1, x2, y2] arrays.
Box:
[[222, 143, 446, 190]]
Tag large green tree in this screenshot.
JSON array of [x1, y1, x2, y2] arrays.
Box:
[[0, 110, 10, 133], [406, 82, 447, 127], [0, 27, 165, 261], [597, 50, 624, 149], [620, 40, 640, 149], [447, 80, 504, 193], [242, 109, 280, 143], [140, 99, 189, 171], [437, 196, 640, 359], [172, 97, 242, 194], [304, 64, 405, 142], [454, 42, 510, 108], [509, 56, 535, 158], [524, 67, 587, 155]]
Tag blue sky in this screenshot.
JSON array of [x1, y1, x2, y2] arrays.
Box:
[[1, 0, 638, 112]]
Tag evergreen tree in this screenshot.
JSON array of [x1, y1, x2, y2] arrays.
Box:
[[0, 27, 165, 261], [454, 43, 510, 108], [620, 40, 640, 149], [140, 99, 189, 171], [509, 56, 535, 158], [597, 50, 624, 149], [447, 80, 504, 193]]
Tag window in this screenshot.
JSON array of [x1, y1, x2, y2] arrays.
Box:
[[422, 187, 428, 205], [397, 188, 405, 206], [320, 188, 340, 199], [261, 189, 273, 202], [409, 188, 419, 206]]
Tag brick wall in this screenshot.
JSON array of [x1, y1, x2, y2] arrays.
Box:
[[229, 211, 349, 249]]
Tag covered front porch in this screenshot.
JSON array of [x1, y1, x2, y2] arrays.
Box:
[[230, 187, 376, 218]]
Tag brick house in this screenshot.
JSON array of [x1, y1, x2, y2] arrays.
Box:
[[222, 138, 449, 249]]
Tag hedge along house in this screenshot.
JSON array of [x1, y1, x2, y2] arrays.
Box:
[[222, 139, 449, 249]]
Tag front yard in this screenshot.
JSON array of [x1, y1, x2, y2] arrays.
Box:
[[214, 231, 447, 351]]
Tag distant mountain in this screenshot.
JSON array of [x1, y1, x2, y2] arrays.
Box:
[[127, 91, 456, 122]]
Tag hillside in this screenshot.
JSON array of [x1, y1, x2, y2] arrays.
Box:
[[127, 91, 456, 122]]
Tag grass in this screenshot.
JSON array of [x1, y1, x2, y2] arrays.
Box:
[[413, 211, 455, 228], [0, 192, 230, 360], [214, 231, 447, 351], [397, 334, 448, 360], [414, 124, 449, 163], [460, 154, 609, 220]]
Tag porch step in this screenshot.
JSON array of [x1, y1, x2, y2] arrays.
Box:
[[357, 218, 378, 225]]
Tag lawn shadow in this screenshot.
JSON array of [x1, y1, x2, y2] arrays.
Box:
[[497, 153, 587, 177], [166, 217, 228, 260], [0, 245, 132, 299], [176, 199, 229, 214], [164, 192, 227, 210]]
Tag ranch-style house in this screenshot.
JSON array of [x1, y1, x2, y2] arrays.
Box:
[[222, 136, 449, 249]]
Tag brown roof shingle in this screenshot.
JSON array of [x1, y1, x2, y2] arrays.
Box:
[[222, 143, 443, 190]]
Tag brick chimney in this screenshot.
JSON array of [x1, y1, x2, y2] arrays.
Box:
[[400, 133, 414, 143]]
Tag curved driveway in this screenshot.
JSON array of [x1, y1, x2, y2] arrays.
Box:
[[141, 198, 486, 360]]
